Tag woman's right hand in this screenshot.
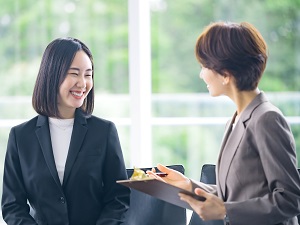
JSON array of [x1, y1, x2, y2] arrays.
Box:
[[146, 164, 192, 191]]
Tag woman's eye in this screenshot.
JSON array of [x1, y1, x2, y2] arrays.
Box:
[[69, 73, 78, 76]]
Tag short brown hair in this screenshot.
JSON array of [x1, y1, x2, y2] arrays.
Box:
[[195, 22, 268, 91], [32, 37, 94, 118]]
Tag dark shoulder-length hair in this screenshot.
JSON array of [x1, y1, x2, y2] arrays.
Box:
[[32, 37, 94, 118], [195, 21, 268, 91]]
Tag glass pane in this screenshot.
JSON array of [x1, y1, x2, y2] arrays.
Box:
[[0, 0, 129, 96]]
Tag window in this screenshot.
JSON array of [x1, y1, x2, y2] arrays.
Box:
[[0, 0, 299, 223]]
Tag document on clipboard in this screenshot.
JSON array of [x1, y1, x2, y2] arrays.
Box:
[[116, 178, 205, 210]]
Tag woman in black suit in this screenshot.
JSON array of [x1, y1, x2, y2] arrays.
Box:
[[2, 37, 130, 225]]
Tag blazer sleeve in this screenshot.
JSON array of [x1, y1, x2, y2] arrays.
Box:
[[96, 122, 130, 225], [1, 128, 38, 225], [224, 111, 300, 225]]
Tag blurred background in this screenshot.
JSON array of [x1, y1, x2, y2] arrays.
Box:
[[0, 0, 299, 223]]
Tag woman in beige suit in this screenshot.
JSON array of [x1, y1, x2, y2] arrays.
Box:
[[149, 22, 300, 224]]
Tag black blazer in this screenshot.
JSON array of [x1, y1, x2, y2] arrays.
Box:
[[2, 109, 130, 225]]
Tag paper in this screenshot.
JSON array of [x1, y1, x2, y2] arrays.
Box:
[[117, 178, 205, 210]]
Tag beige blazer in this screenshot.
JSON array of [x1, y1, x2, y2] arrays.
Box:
[[194, 92, 300, 225]]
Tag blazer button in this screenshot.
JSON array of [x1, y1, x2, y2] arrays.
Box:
[[59, 197, 66, 204]]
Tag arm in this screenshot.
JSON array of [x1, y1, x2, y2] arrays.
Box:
[[180, 111, 300, 223], [147, 163, 224, 221], [96, 122, 130, 225], [1, 128, 38, 225], [225, 111, 300, 225], [147, 164, 193, 191], [148, 164, 218, 195]]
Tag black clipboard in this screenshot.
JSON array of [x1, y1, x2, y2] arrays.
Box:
[[117, 178, 205, 210]]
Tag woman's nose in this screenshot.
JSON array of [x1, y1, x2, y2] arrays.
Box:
[[77, 76, 86, 89]]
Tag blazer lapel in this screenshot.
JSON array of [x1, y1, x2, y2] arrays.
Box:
[[63, 109, 88, 186], [216, 116, 233, 194], [218, 116, 245, 199], [35, 115, 62, 188], [217, 92, 269, 200]]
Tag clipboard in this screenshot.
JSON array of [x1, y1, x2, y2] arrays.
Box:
[[117, 178, 205, 210]]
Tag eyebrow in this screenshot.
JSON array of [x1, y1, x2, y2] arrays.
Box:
[[69, 67, 93, 72]]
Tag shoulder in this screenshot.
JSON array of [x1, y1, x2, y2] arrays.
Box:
[[11, 115, 40, 132], [7, 116, 41, 141], [242, 93, 291, 132], [253, 102, 285, 123], [75, 108, 115, 127], [88, 114, 112, 123], [75, 109, 119, 134], [250, 92, 284, 120], [251, 102, 292, 135], [83, 114, 118, 134]]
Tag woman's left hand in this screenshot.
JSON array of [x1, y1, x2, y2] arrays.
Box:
[[178, 188, 226, 221]]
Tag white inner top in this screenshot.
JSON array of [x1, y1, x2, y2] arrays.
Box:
[[49, 117, 74, 184]]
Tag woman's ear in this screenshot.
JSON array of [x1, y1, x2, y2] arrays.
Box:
[[222, 71, 231, 85]]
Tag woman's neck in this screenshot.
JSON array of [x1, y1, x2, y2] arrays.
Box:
[[230, 88, 260, 115], [58, 108, 76, 119]]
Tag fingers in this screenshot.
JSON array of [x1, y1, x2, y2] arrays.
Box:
[[146, 169, 156, 177], [147, 164, 182, 182], [157, 164, 174, 174], [179, 191, 206, 220], [178, 193, 196, 202], [147, 164, 170, 176], [180, 189, 225, 221], [194, 188, 209, 198], [156, 163, 170, 173], [146, 170, 167, 182], [178, 188, 207, 214], [178, 188, 206, 203], [178, 192, 204, 213]]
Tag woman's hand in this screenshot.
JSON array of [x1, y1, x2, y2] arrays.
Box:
[[146, 164, 192, 191], [179, 188, 226, 221]]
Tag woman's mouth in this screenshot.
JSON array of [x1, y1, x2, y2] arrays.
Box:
[[71, 91, 83, 97]]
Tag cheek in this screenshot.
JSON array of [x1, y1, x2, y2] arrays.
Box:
[[84, 80, 93, 95], [60, 77, 73, 90], [202, 73, 210, 84], [87, 80, 93, 89], [58, 84, 65, 96]]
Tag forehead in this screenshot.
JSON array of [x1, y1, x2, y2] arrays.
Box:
[[70, 50, 92, 68]]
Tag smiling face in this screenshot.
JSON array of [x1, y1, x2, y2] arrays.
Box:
[[199, 67, 226, 97], [57, 50, 93, 118]]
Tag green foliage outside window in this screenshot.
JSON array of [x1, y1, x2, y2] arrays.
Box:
[[0, 0, 299, 179]]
